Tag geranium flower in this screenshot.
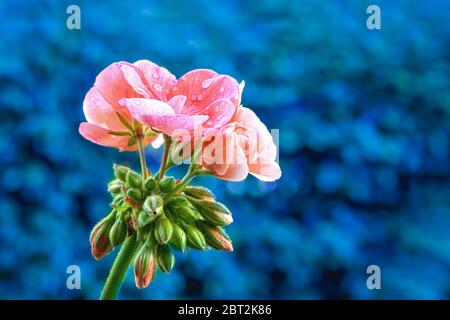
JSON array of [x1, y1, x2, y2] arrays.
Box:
[[201, 106, 281, 182], [79, 60, 176, 150], [120, 69, 241, 137]]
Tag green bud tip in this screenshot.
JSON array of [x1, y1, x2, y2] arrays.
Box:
[[126, 170, 142, 189], [113, 164, 128, 182], [143, 194, 164, 215], [126, 188, 143, 202], [109, 213, 128, 247], [90, 216, 114, 260], [157, 245, 175, 273], [159, 177, 176, 193], [155, 217, 173, 244], [170, 224, 187, 252], [184, 186, 215, 201], [184, 224, 206, 250], [133, 243, 157, 289], [144, 177, 157, 192]]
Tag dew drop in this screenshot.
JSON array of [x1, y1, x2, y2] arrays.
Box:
[[219, 87, 224, 93], [202, 79, 213, 89], [152, 72, 159, 79], [197, 94, 203, 101], [192, 95, 197, 101], [153, 84, 162, 92]]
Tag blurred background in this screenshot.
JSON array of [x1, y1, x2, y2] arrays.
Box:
[[1, 0, 449, 299]]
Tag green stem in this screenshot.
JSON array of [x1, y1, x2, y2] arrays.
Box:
[[100, 234, 139, 300], [158, 134, 172, 182], [99, 137, 148, 300], [137, 137, 148, 179]]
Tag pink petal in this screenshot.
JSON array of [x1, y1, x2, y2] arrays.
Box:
[[120, 63, 151, 98], [83, 88, 124, 131], [167, 95, 187, 113], [133, 60, 177, 101], [79, 122, 130, 149], [139, 114, 208, 136], [235, 107, 277, 160], [173, 69, 241, 111], [120, 98, 175, 125], [248, 159, 281, 182], [94, 62, 141, 118], [202, 132, 249, 181], [200, 99, 236, 136]]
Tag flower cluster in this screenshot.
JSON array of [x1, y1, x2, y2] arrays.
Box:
[[79, 60, 281, 297]]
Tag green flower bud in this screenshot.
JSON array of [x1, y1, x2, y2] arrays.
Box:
[[112, 194, 125, 206], [126, 188, 143, 202], [174, 206, 199, 222], [126, 170, 142, 189], [143, 194, 164, 215], [109, 213, 127, 246], [90, 214, 114, 260], [189, 198, 233, 226], [170, 224, 186, 252], [157, 245, 175, 273], [184, 186, 215, 201], [166, 195, 191, 209], [183, 224, 206, 250], [154, 217, 173, 244], [137, 209, 158, 227], [159, 177, 176, 193], [144, 177, 157, 192], [133, 242, 157, 289], [197, 221, 233, 252], [108, 179, 123, 195], [113, 164, 128, 182]]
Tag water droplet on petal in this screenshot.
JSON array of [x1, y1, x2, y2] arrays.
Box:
[[197, 94, 203, 101], [192, 95, 197, 101], [152, 72, 159, 79], [219, 87, 224, 93], [153, 84, 162, 92], [173, 86, 178, 91], [202, 79, 213, 89]]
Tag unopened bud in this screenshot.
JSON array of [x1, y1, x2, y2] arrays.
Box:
[[184, 186, 215, 201], [133, 242, 157, 289], [144, 177, 156, 192], [109, 213, 127, 246], [154, 217, 173, 244], [159, 177, 176, 193], [183, 224, 206, 250], [166, 195, 191, 209], [171, 224, 187, 252], [197, 221, 233, 252], [157, 245, 175, 273], [189, 198, 233, 226], [175, 206, 199, 222], [137, 209, 158, 227], [111, 194, 125, 206], [143, 194, 164, 215], [108, 179, 123, 195], [126, 188, 143, 202], [113, 164, 128, 182], [90, 215, 114, 260], [126, 170, 142, 189]]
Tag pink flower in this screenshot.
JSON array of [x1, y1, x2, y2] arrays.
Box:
[[201, 107, 281, 182], [120, 69, 240, 136], [79, 60, 176, 150]]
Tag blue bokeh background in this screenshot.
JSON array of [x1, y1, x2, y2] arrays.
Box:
[[1, 0, 449, 299]]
